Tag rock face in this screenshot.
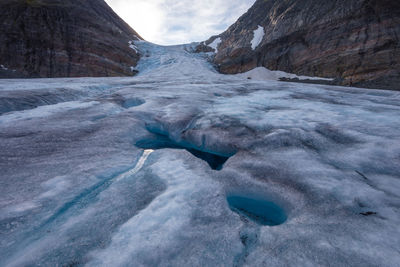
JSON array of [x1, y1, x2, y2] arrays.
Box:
[[206, 0, 400, 90], [0, 0, 142, 78]]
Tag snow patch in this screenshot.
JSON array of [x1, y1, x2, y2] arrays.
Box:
[[208, 37, 221, 53], [40, 176, 71, 199], [234, 67, 334, 82], [128, 41, 139, 53], [0, 201, 39, 219], [251, 26, 264, 50], [1, 64, 8, 70]]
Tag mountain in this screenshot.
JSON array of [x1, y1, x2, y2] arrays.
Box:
[[0, 0, 142, 78], [200, 0, 400, 90]]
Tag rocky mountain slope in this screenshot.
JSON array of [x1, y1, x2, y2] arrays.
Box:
[[201, 0, 400, 90], [0, 0, 142, 78]]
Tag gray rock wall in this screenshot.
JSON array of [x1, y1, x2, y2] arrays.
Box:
[[0, 0, 142, 78], [208, 0, 400, 90]]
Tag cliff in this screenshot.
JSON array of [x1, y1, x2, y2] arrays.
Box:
[[0, 0, 142, 78], [204, 0, 400, 90]]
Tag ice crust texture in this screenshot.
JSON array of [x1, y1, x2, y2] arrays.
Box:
[[0, 41, 400, 266]]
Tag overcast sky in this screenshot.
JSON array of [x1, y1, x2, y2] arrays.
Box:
[[105, 0, 256, 45]]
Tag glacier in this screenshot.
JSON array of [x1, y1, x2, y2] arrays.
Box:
[[0, 41, 400, 266]]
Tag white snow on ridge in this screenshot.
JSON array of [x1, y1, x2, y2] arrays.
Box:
[[234, 67, 334, 81], [251, 25, 264, 50], [0, 64, 8, 70], [128, 41, 138, 53], [208, 37, 221, 53]]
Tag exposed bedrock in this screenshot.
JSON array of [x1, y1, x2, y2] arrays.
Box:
[[206, 0, 400, 90], [0, 0, 142, 78]]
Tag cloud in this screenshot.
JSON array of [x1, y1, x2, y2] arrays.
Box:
[[105, 0, 255, 45]]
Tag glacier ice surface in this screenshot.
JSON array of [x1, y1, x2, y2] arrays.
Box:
[[0, 41, 400, 266]]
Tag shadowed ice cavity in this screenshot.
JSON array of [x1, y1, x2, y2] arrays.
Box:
[[121, 98, 145, 108], [136, 130, 234, 170], [227, 195, 287, 226]]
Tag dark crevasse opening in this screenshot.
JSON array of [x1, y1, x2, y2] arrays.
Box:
[[136, 131, 233, 170], [122, 98, 145, 108], [227, 195, 287, 226], [186, 148, 230, 170]]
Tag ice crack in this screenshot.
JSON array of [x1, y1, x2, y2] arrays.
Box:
[[115, 149, 154, 182]]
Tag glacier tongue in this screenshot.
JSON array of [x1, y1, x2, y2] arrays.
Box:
[[1, 41, 400, 267]]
